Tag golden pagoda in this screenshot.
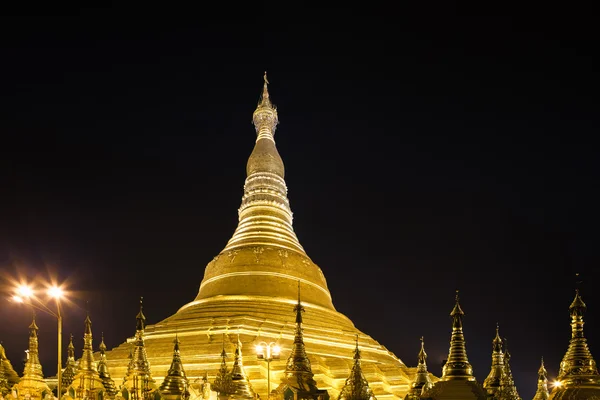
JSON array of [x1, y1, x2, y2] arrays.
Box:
[[102, 74, 412, 399], [98, 334, 118, 398], [403, 338, 433, 400], [228, 336, 255, 400], [338, 336, 376, 400], [61, 335, 77, 393], [0, 343, 20, 397], [10, 315, 52, 400], [65, 314, 106, 400], [482, 324, 504, 397], [119, 298, 159, 400], [212, 337, 232, 399], [494, 338, 520, 400], [158, 336, 190, 400], [421, 293, 486, 400], [548, 289, 600, 399], [532, 358, 549, 400], [271, 286, 328, 400]]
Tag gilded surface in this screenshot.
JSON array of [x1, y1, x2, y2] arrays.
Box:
[[483, 325, 505, 396], [532, 358, 549, 400], [102, 76, 412, 400], [0, 343, 19, 395], [423, 294, 486, 400], [65, 315, 106, 400], [158, 336, 189, 400], [9, 317, 52, 400], [338, 337, 376, 400], [98, 335, 118, 398], [228, 337, 255, 400], [403, 338, 432, 400], [549, 290, 600, 399]]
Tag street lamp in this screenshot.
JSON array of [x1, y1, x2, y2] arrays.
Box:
[[255, 341, 280, 397], [12, 282, 65, 400]]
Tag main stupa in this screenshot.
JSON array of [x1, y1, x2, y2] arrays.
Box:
[[103, 74, 414, 399]]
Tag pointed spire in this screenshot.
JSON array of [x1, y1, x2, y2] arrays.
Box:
[[441, 291, 475, 381], [496, 338, 520, 400], [159, 335, 190, 400], [78, 312, 98, 373], [532, 357, 549, 400], [483, 323, 505, 395], [212, 334, 232, 397], [555, 288, 600, 385], [23, 313, 44, 379], [97, 333, 118, 398], [338, 335, 376, 400], [220, 72, 307, 256], [228, 334, 255, 399], [280, 281, 320, 393], [252, 71, 278, 140], [136, 296, 146, 332], [62, 334, 78, 389], [123, 297, 156, 396]]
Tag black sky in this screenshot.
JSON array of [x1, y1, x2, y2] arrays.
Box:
[[0, 10, 599, 400]]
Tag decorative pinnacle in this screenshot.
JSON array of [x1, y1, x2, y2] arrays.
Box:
[[84, 312, 92, 335], [418, 336, 427, 364], [354, 334, 361, 360], [136, 296, 146, 331], [252, 72, 278, 137], [100, 332, 107, 353], [294, 281, 305, 324]]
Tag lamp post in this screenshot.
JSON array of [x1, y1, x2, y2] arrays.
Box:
[[13, 283, 65, 400], [255, 341, 280, 397]]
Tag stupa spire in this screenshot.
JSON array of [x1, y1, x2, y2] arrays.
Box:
[[23, 313, 44, 379], [532, 358, 549, 400], [483, 323, 505, 396], [98, 333, 118, 398], [13, 314, 52, 398], [194, 73, 335, 312], [496, 338, 521, 400], [556, 289, 600, 384], [159, 335, 190, 400], [212, 334, 232, 397], [229, 334, 255, 399], [338, 335, 376, 400], [405, 337, 432, 399], [123, 297, 157, 398], [441, 291, 475, 381], [78, 313, 98, 373], [279, 282, 319, 393], [61, 334, 77, 390]]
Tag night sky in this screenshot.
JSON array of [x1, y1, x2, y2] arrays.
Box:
[[0, 11, 598, 400]]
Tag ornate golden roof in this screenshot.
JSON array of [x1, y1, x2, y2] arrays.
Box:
[[404, 337, 432, 400], [532, 358, 549, 400], [274, 284, 329, 399], [98, 334, 118, 398], [441, 292, 475, 381], [67, 314, 106, 400], [229, 335, 255, 400], [12, 315, 52, 400], [158, 335, 189, 400], [549, 289, 600, 399], [483, 324, 505, 396], [62, 334, 77, 390], [212, 335, 232, 397], [338, 336, 376, 400], [495, 338, 521, 400], [23, 314, 44, 380], [122, 298, 157, 397]]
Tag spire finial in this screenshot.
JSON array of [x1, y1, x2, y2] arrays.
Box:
[[455, 289, 459, 302], [264, 71, 269, 85], [294, 280, 305, 324]]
